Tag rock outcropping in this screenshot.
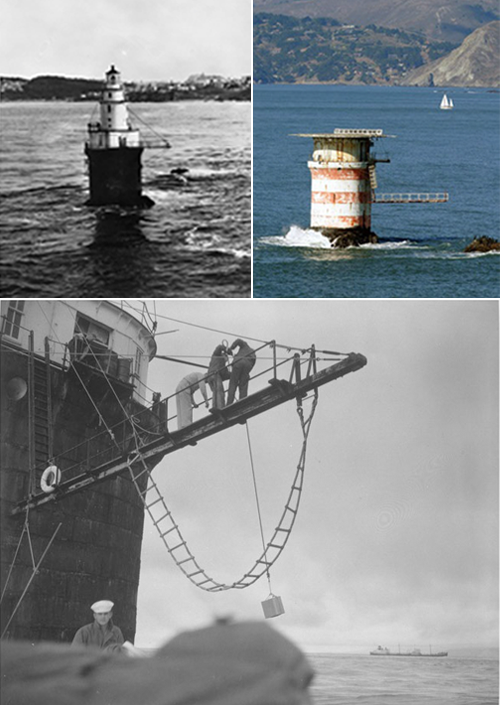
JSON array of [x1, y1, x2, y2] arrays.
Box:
[[464, 236, 500, 252], [403, 21, 500, 87], [322, 227, 379, 248]]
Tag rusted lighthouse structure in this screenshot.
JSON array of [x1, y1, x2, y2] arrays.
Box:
[[85, 66, 151, 207], [296, 129, 386, 245], [297, 128, 448, 247]]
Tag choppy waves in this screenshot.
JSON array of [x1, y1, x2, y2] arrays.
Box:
[[309, 652, 499, 705], [260, 225, 500, 259], [0, 101, 251, 297]]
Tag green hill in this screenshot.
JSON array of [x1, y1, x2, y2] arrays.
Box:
[[253, 0, 499, 44], [254, 13, 458, 84], [403, 20, 500, 86]]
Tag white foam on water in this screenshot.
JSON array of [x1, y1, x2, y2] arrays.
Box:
[[285, 225, 332, 248], [187, 166, 239, 179], [461, 249, 500, 258], [262, 227, 419, 251], [144, 189, 191, 205], [183, 229, 249, 259], [358, 240, 415, 250], [262, 225, 332, 248], [142, 189, 170, 203]]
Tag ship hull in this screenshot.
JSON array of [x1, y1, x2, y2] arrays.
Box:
[[370, 651, 448, 657]]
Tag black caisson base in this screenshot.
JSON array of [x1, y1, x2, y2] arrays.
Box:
[[86, 146, 152, 207]]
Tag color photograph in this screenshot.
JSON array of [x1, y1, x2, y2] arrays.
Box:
[[253, 2, 500, 297]]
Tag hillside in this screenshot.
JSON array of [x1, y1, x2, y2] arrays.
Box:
[[254, 14, 457, 84], [253, 0, 499, 43], [403, 20, 500, 86], [0, 75, 251, 102]]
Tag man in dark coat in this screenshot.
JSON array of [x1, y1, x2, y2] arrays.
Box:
[[227, 338, 256, 404], [207, 344, 230, 409], [72, 600, 124, 653]]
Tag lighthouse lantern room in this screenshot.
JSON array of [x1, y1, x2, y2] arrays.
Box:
[[85, 66, 147, 207]]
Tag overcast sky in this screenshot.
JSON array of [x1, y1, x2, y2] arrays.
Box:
[[1, 0, 251, 81], [130, 299, 498, 654]]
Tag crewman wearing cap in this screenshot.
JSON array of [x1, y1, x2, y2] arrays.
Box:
[[71, 600, 124, 652]]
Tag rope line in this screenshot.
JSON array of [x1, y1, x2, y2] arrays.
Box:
[[0, 523, 62, 639], [146, 311, 328, 354], [245, 421, 271, 593], [127, 106, 171, 148]]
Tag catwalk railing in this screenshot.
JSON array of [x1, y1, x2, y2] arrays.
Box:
[[10, 346, 367, 515]]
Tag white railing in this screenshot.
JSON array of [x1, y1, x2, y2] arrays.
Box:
[[334, 128, 384, 137], [373, 193, 449, 203]]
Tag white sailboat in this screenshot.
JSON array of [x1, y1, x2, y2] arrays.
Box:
[[440, 93, 454, 110]]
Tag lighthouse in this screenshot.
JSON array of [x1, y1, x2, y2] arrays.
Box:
[[296, 129, 387, 245], [296, 128, 448, 247], [85, 66, 152, 207]]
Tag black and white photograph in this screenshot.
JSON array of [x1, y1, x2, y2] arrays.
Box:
[[0, 0, 251, 298]]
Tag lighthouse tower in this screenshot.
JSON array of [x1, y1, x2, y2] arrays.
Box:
[[297, 129, 388, 245], [85, 66, 149, 206]]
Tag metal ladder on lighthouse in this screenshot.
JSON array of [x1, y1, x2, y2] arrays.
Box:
[[1, 336, 60, 639], [28, 334, 53, 486]]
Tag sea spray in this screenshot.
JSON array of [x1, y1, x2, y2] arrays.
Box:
[[261, 225, 332, 249]]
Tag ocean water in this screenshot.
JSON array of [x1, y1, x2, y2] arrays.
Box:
[[253, 85, 500, 298], [0, 100, 251, 297], [308, 652, 499, 704]]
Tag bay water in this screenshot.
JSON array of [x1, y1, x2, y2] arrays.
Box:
[[253, 84, 500, 298], [0, 100, 251, 297], [308, 651, 498, 704]]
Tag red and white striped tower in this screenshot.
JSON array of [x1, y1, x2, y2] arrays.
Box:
[[297, 129, 388, 244]]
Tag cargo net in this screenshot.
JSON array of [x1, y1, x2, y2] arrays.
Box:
[[125, 391, 318, 591]]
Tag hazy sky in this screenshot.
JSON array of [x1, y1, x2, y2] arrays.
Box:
[[1, 0, 251, 80], [130, 299, 498, 653]]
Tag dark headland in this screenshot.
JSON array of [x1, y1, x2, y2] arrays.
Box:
[[0, 73, 251, 102]]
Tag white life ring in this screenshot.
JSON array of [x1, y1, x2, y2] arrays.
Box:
[[40, 465, 61, 493]]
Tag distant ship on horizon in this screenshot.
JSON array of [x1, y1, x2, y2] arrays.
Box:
[[370, 645, 448, 657]]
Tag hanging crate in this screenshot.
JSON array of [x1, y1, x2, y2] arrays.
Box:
[[261, 594, 285, 619]]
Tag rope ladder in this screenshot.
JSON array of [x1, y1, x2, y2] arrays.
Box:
[[125, 389, 318, 591]]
